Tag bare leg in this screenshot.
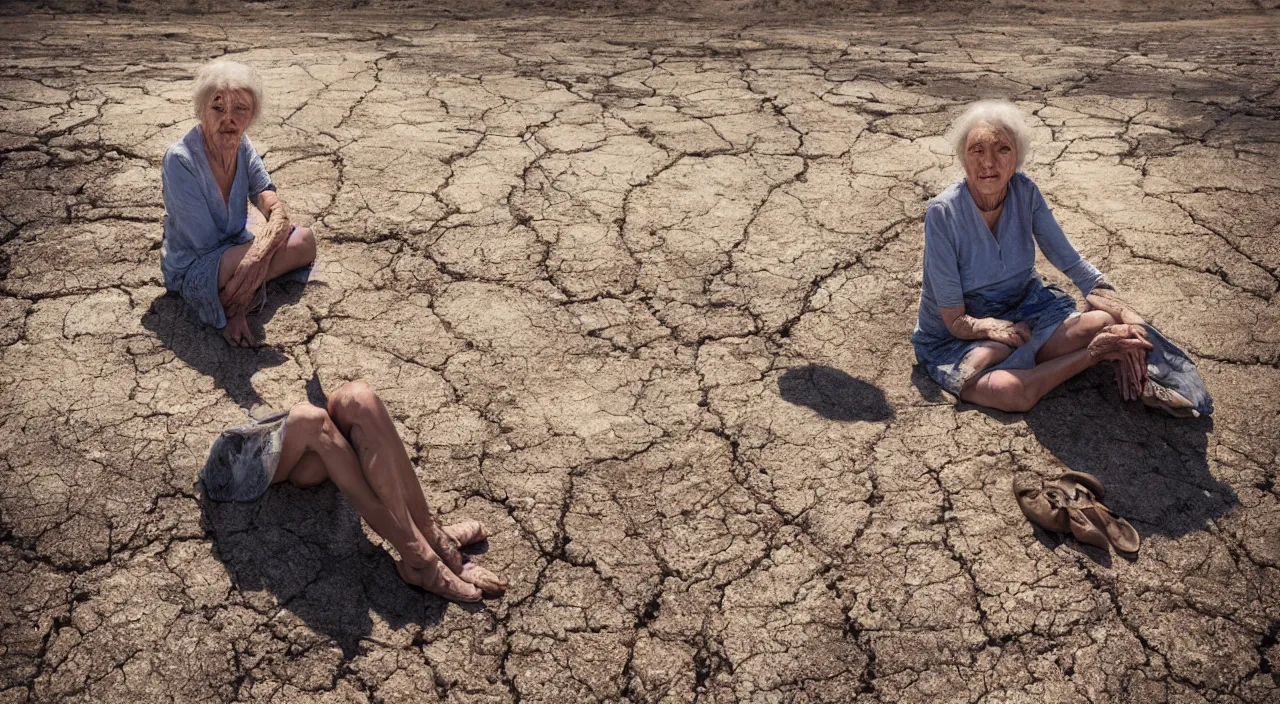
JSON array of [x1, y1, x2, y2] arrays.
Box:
[[326, 381, 506, 596], [324, 382, 465, 570], [962, 349, 1096, 413], [273, 403, 481, 601], [217, 226, 318, 347], [953, 311, 1115, 413], [271, 404, 441, 572], [218, 226, 318, 290], [1035, 310, 1116, 363], [280, 450, 326, 488], [962, 325, 1152, 413]]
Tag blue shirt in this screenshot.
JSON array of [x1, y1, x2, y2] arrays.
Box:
[[159, 126, 275, 290], [915, 172, 1104, 340]]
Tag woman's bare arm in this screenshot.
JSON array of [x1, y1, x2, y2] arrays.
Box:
[[221, 190, 293, 317], [253, 189, 292, 253], [940, 305, 1031, 347], [1085, 286, 1146, 326]]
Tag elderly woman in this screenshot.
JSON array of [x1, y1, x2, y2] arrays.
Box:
[[203, 380, 507, 602], [160, 60, 316, 347], [912, 100, 1154, 413]]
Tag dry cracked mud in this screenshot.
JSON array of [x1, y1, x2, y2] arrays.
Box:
[[2, 4, 1279, 703]]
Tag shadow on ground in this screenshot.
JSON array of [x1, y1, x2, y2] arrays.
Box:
[[778, 365, 895, 422], [200, 484, 454, 659], [910, 363, 949, 403], [141, 281, 308, 409], [1000, 369, 1235, 540]]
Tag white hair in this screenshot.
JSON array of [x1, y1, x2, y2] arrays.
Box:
[[948, 99, 1032, 170], [192, 59, 264, 124]]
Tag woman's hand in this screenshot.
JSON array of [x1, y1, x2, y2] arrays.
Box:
[[1112, 347, 1148, 401], [1090, 325, 1151, 401], [982, 319, 1032, 347], [940, 307, 1030, 346], [1087, 288, 1146, 327], [220, 252, 270, 319], [222, 313, 256, 348], [1088, 324, 1152, 363]]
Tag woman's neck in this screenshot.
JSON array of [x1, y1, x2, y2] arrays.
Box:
[[201, 128, 237, 173], [970, 184, 1008, 213]]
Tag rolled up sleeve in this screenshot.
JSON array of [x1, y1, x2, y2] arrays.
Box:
[[160, 150, 216, 282], [923, 204, 965, 308]]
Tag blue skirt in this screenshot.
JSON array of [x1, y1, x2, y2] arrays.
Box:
[[1144, 324, 1213, 416], [201, 411, 289, 503], [172, 226, 312, 330], [913, 277, 1078, 396]]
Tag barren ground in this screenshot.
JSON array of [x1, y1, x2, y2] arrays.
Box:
[[2, 5, 1279, 703]]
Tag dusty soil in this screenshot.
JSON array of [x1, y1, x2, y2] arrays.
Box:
[[1, 5, 1279, 703]]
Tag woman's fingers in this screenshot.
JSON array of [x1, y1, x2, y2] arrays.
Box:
[[221, 315, 255, 348], [1133, 350, 1147, 397], [1116, 337, 1152, 353], [1114, 360, 1130, 400], [994, 325, 1023, 348], [1131, 353, 1141, 401]]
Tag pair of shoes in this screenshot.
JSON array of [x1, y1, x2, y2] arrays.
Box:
[[1140, 379, 1198, 418], [1014, 470, 1140, 556]]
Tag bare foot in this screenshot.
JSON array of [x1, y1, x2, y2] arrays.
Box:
[[459, 561, 507, 596], [419, 519, 467, 574], [443, 520, 490, 547], [222, 313, 256, 348], [396, 557, 482, 602]]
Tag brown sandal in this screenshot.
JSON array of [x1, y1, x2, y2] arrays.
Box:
[[1014, 475, 1070, 533], [1078, 503, 1141, 556], [1015, 471, 1141, 556], [1065, 503, 1112, 550]]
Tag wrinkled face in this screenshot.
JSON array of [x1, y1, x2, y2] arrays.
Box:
[[200, 88, 254, 151], [963, 122, 1018, 199]]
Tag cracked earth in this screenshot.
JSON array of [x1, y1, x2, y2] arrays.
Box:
[[2, 3, 1280, 702]]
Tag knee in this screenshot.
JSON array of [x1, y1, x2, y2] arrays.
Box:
[[289, 402, 334, 437], [1079, 310, 1117, 335], [326, 380, 380, 425], [985, 378, 1037, 414], [291, 226, 317, 264]]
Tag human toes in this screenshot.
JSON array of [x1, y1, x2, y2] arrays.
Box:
[[460, 562, 508, 597], [397, 559, 482, 602], [443, 520, 490, 547]]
